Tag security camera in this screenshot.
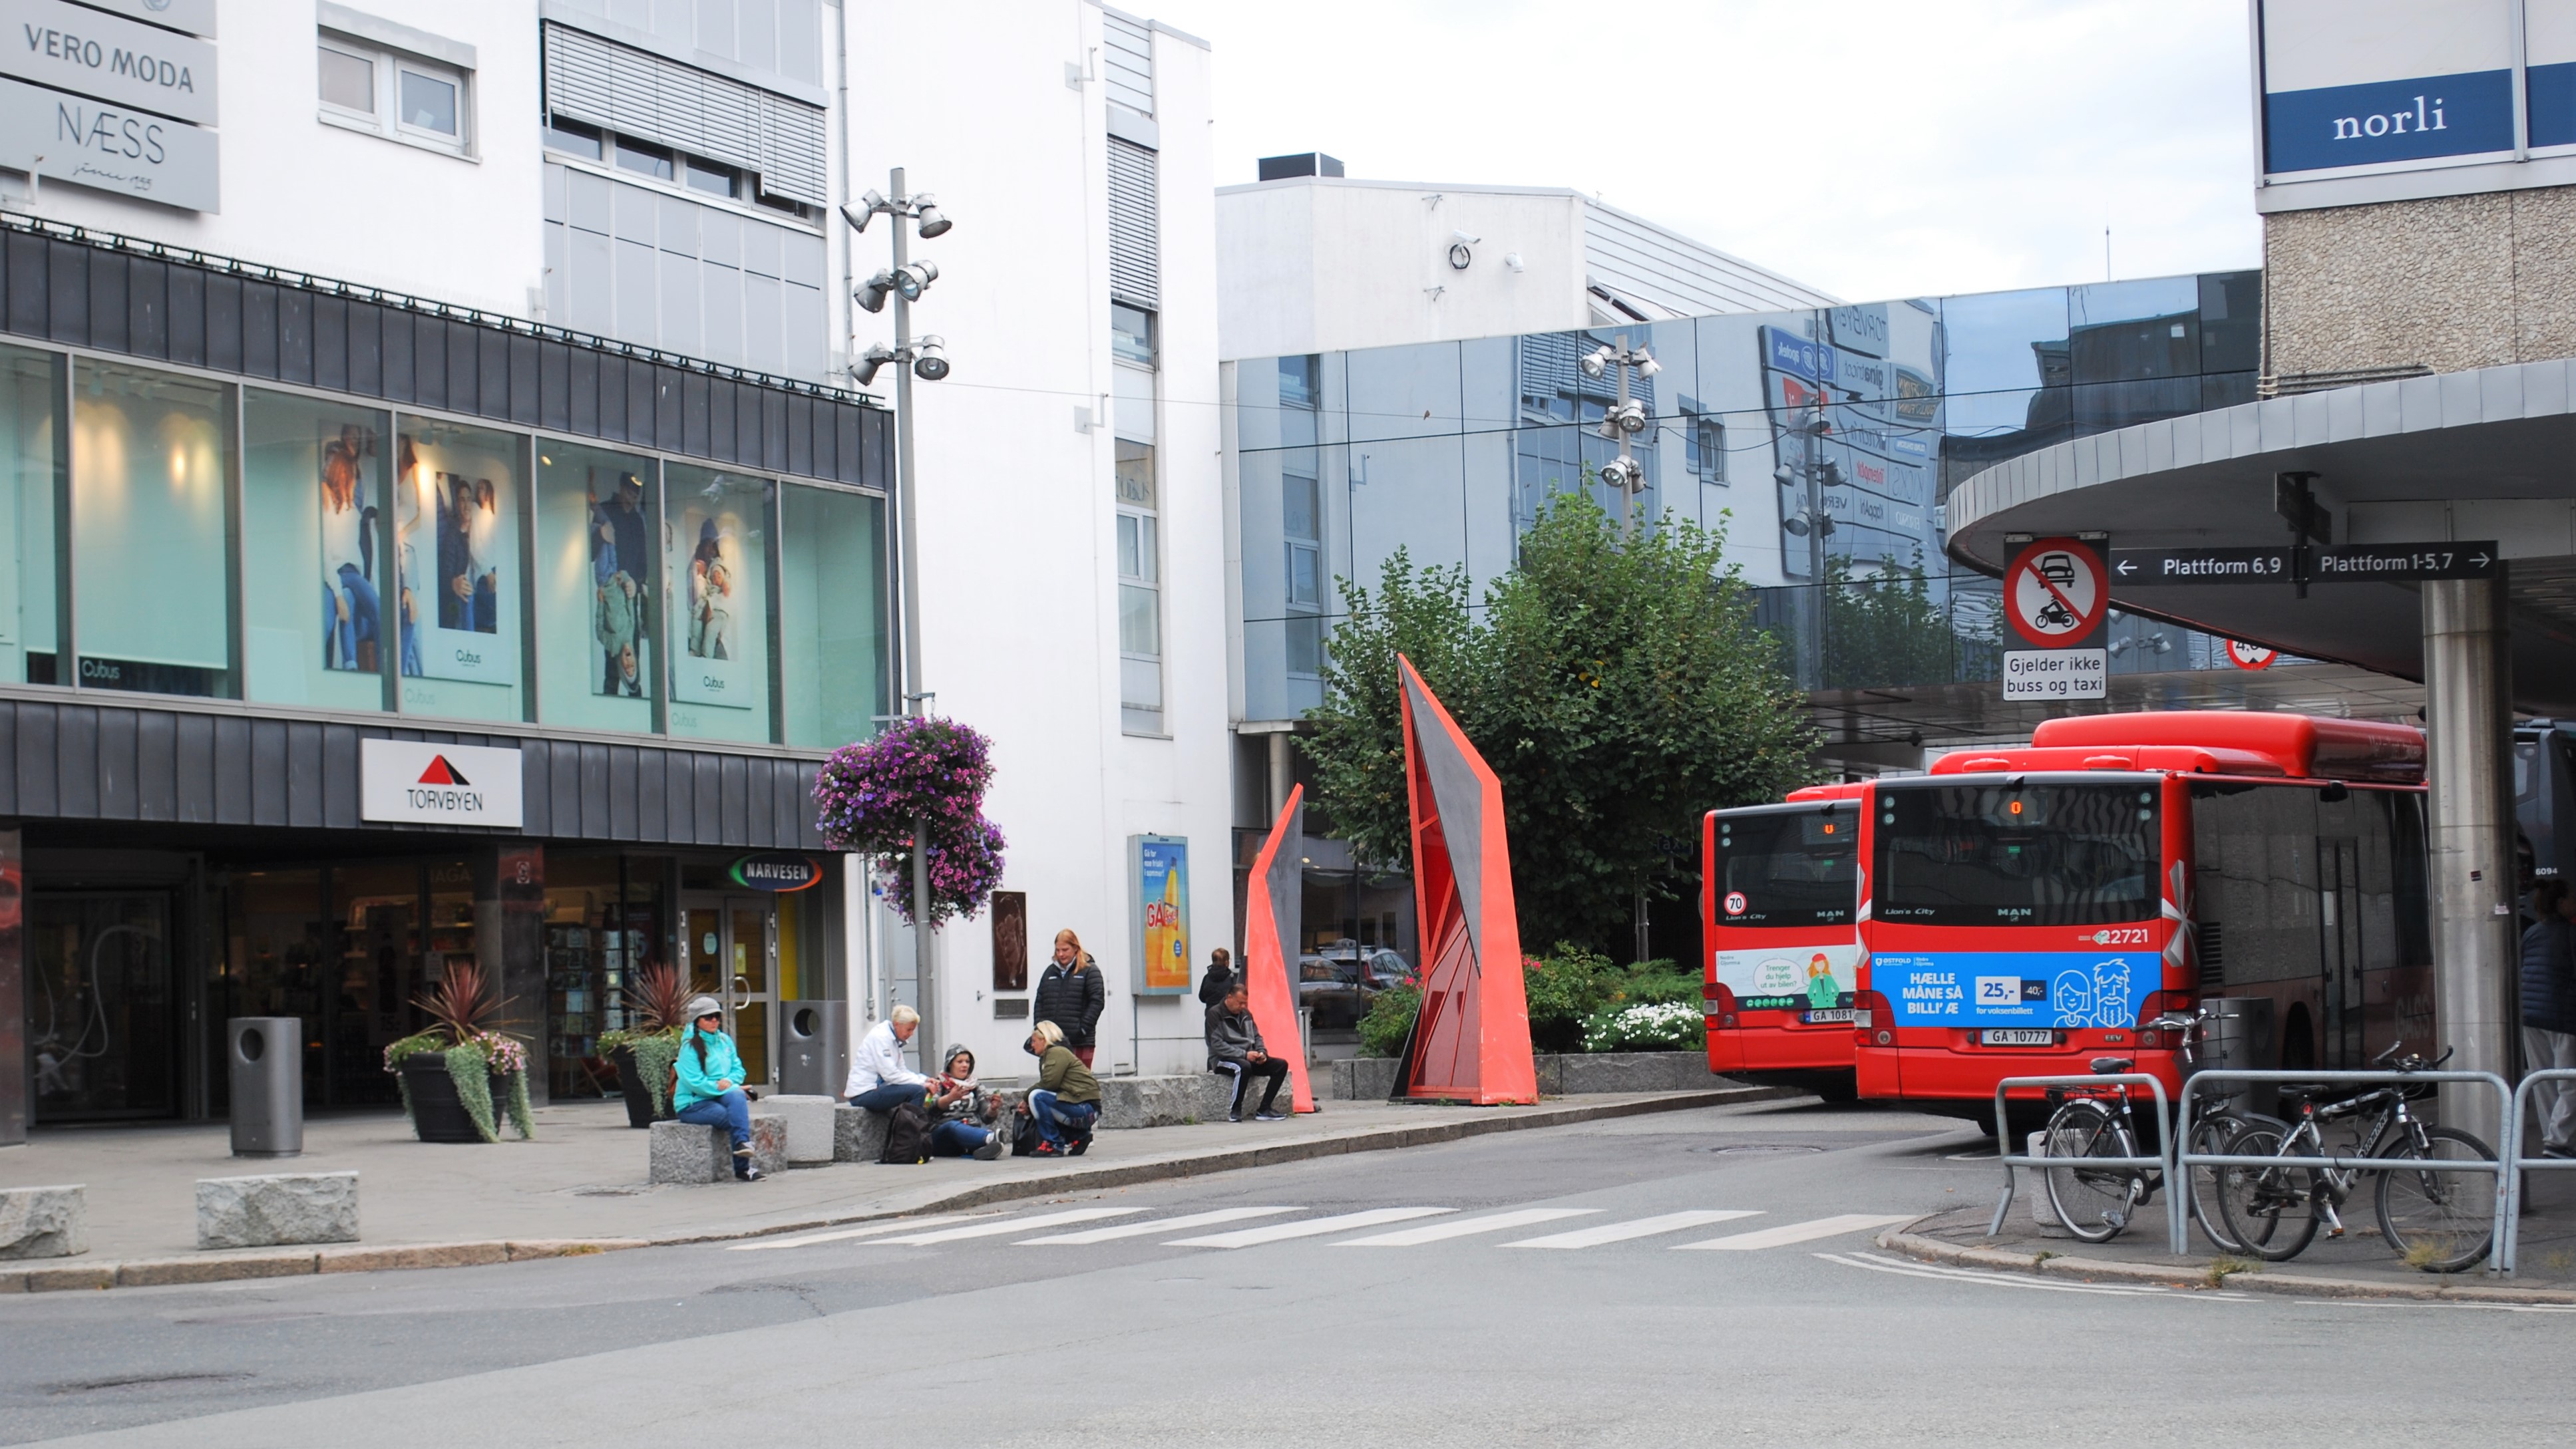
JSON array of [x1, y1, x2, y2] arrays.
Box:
[[1452, 230, 1482, 245]]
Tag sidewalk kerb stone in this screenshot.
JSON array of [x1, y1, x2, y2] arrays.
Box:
[[317, 1242, 508, 1273], [119, 1253, 318, 1287], [1875, 1220, 2576, 1305], [23, 1263, 113, 1292]]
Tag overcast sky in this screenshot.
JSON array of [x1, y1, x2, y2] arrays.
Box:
[[1143, 0, 2262, 303]]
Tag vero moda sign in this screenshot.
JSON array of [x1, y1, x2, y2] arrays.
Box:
[[360, 738, 525, 828]]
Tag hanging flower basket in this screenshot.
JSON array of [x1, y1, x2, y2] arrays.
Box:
[[814, 715, 1006, 925]]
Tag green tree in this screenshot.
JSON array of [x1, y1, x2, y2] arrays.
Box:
[[1820, 553, 1963, 691], [1302, 494, 1820, 958]]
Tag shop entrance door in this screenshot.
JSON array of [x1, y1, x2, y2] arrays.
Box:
[[27, 891, 178, 1122], [682, 896, 776, 1087]]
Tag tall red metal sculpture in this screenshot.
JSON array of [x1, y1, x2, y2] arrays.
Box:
[[1241, 785, 1315, 1113], [1393, 655, 1539, 1104]]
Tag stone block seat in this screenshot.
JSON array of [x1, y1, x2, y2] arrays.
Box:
[[648, 1115, 786, 1184], [196, 1172, 359, 1249], [757, 1094, 838, 1166], [0, 1185, 87, 1260]]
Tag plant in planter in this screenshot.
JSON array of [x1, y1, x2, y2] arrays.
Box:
[[1580, 999, 1703, 1053], [383, 961, 537, 1143], [596, 962, 690, 1128]]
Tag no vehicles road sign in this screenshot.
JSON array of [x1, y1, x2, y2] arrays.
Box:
[[2006, 536, 2108, 649], [2227, 640, 2279, 670]]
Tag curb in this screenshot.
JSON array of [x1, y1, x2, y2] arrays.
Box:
[[1875, 1223, 2576, 1305], [1, 1085, 1795, 1293]]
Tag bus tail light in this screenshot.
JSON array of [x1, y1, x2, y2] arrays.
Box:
[[1704, 981, 1738, 1029], [1855, 990, 1895, 1046]]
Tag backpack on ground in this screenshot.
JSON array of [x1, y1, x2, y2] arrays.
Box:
[[1010, 1106, 1040, 1158], [880, 1098, 934, 1165]]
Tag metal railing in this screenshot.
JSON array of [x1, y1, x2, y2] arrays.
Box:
[[2167, 1068, 2513, 1265], [1987, 1073, 2172, 1238], [2496, 1068, 2576, 1275]]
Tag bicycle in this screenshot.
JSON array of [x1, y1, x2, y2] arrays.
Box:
[[2036, 1013, 2281, 1246], [2213, 1043, 2497, 1273]]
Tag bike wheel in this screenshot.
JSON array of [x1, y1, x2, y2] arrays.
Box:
[[2375, 1125, 2497, 1273], [2043, 1100, 2143, 1243], [2187, 1115, 2271, 1254], [2214, 1126, 2322, 1262]]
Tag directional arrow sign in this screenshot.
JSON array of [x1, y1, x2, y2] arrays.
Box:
[[2110, 546, 2297, 584], [2308, 542, 2499, 581]]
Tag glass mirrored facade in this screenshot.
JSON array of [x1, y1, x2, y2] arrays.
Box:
[[1232, 270, 2264, 717], [1, 345, 891, 747]]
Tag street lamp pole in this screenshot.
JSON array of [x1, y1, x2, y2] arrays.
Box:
[[1580, 337, 1658, 540], [843, 168, 955, 1063]]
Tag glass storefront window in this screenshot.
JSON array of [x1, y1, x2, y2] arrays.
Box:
[[663, 463, 774, 742], [72, 359, 235, 697], [217, 868, 326, 1113], [0, 344, 59, 686], [327, 861, 421, 1106], [242, 390, 395, 711], [544, 853, 626, 1099], [536, 444, 657, 732], [396, 420, 526, 722], [779, 482, 888, 748]]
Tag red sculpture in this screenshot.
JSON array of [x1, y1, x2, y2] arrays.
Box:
[[1242, 784, 1316, 1113], [1393, 655, 1539, 1104]]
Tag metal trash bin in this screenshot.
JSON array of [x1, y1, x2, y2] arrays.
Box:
[[778, 1001, 848, 1098], [227, 1017, 303, 1158], [2193, 996, 2279, 1119]]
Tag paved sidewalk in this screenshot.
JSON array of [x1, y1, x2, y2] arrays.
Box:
[[1881, 1153, 2576, 1304], [0, 1084, 1786, 1290]]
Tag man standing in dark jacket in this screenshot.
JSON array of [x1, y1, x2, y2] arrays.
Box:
[[1034, 929, 1108, 1066], [2523, 882, 2576, 1157], [1206, 983, 1288, 1122]]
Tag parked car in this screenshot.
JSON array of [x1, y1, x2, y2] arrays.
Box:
[[1296, 942, 1411, 1028]]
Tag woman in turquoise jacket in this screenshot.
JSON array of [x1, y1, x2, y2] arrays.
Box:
[[673, 995, 765, 1182]]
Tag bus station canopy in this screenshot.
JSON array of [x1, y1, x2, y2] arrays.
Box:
[[1946, 359, 2576, 717]]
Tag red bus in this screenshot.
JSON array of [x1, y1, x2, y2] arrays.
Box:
[[1703, 783, 1865, 1101], [1851, 711, 2430, 1129]]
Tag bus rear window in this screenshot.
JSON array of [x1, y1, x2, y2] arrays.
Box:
[[1875, 783, 2160, 927], [1713, 806, 1856, 927]]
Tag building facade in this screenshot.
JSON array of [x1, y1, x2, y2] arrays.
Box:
[[0, 0, 1236, 1140]]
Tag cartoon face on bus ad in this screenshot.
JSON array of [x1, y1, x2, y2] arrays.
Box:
[[1869, 951, 2159, 1029], [1713, 943, 1860, 1011]]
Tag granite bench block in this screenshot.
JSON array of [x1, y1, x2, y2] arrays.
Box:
[[832, 1105, 890, 1162], [0, 1186, 86, 1260], [649, 1116, 786, 1184], [196, 1172, 359, 1249], [756, 1095, 838, 1165]]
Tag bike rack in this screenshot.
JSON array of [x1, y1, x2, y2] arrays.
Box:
[[2494, 1067, 2576, 1275], [1986, 1074, 2172, 1239], [2167, 1068, 2513, 1266]]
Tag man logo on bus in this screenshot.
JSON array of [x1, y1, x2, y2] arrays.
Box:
[[1723, 891, 1748, 917], [1805, 954, 1839, 1009]]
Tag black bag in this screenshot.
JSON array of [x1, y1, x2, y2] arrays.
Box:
[[1010, 1106, 1040, 1158], [880, 1098, 934, 1165]]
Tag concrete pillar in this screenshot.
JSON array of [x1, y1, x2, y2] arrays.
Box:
[[1268, 730, 1294, 818], [2422, 575, 2517, 1146], [0, 826, 21, 1146]]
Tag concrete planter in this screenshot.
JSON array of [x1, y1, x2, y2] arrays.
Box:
[[1326, 1050, 1716, 1099]]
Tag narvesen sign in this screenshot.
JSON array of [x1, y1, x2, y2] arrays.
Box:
[[360, 739, 526, 829], [0, 0, 217, 125], [729, 854, 822, 892]]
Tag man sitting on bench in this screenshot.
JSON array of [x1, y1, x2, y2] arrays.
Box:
[[1205, 983, 1288, 1122]]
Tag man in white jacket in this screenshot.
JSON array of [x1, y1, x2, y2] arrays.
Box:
[[845, 1005, 929, 1112]]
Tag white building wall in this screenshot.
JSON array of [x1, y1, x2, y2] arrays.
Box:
[[1216, 176, 1837, 362], [842, 0, 1230, 1080], [15, 3, 547, 319]]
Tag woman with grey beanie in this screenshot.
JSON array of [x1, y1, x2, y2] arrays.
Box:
[[671, 995, 765, 1181]]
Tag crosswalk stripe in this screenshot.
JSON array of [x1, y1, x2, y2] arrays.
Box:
[[1501, 1210, 1761, 1249], [728, 1213, 1001, 1251], [1017, 1208, 1300, 1244], [1672, 1214, 1913, 1251], [1336, 1208, 1600, 1247], [873, 1208, 1138, 1245], [1171, 1207, 1451, 1247]]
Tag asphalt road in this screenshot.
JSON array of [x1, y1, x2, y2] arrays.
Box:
[[5, 1098, 2571, 1447]]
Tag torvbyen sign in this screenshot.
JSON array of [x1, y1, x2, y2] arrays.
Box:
[[728, 854, 822, 891], [360, 739, 526, 828], [0, 0, 216, 124]]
